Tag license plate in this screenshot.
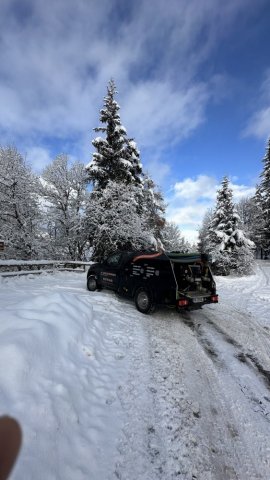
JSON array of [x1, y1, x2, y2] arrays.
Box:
[[192, 297, 204, 303]]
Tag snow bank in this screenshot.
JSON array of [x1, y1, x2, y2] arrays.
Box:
[[0, 273, 132, 479]]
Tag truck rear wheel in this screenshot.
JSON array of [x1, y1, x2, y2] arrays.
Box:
[[135, 288, 154, 314]]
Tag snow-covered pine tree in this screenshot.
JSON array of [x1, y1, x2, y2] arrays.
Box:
[[87, 181, 155, 261], [257, 138, 270, 256], [141, 174, 166, 246], [86, 79, 142, 190], [251, 186, 266, 258], [125, 137, 143, 187], [40, 154, 89, 260], [206, 176, 254, 275], [0, 146, 42, 259]]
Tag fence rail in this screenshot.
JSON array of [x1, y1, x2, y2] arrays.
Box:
[[0, 260, 92, 278]]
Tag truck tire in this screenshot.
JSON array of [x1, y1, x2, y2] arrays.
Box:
[[87, 275, 98, 292], [134, 287, 154, 314]]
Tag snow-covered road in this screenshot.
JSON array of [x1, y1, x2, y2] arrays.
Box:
[[0, 262, 270, 479]]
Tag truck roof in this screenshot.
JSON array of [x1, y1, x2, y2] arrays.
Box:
[[120, 250, 203, 264]]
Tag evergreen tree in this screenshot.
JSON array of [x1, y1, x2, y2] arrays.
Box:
[[0, 146, 42, 259], [206, 176, 254, 275], [258, 138, 270, 256], [87, 181, 155, 261], [125, 138, 143, 186], [207, 177, 235, 252], [141, 174, 166, 244], [252, 186, 266, 257], [86, 79, 142, 190], [85, 80, 170, 260]]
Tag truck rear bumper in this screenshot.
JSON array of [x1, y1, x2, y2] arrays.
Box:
[[177, 293, 218, 309]]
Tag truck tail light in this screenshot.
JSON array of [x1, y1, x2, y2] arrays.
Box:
[[211, 295, 219, 303], [178, 299, 189, 307]]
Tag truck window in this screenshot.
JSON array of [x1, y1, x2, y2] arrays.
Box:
[[106, 253, 122, 267]]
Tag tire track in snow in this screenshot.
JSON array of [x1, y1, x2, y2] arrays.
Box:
[[201, 302, 270, 381], [208, 304, 270, 381], [187, 309, 270, 415], [113, 312, 167, 480], [182, 308, 270, 478], [142, 312, 215, 480], [140, 309, 268, 479]]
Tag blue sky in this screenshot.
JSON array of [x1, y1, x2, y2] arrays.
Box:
[[1, 0, 270, 242]]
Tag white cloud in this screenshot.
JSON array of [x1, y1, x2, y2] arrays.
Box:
[[244, 107, 270, 140], [173, 175, 217, 200], [145, 157, 171, 185], [244, 69, 270, 139], [179, 229, 199, 245], [167, 203, 208, 227], [166, 175, 217, 243], [24, 145, 88, 173], [0, 0, 261, 164], [25, 147, 53, 172], [122, 81, 209, 148], [231, 183, 255, 200]]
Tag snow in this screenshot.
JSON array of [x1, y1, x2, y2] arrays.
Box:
[[1, 262, 270, 479], [87, 162, 100, 172], [93, 137, 104, 144], [119, 158, 132, 167], [115, 125, 127, 134]]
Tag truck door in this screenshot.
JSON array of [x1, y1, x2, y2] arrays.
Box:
[[100, 252, 123, 290]]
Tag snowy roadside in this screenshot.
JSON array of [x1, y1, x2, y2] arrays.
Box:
[[0, 272, 139, 479], [0, 263, 270, 479]]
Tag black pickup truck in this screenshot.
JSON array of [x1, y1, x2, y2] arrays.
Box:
[[87, 250, 218, 314]]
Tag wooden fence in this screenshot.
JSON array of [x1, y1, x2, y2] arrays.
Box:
[[0, 261, 92, 278]]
